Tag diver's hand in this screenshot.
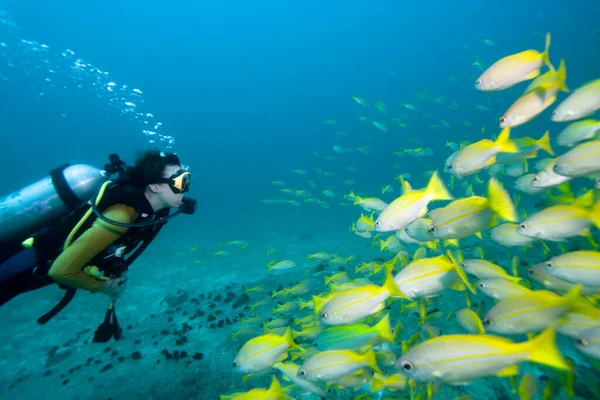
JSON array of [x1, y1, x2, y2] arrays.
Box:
[[101, 276, 128, 300], [180, 197, 197, 215]]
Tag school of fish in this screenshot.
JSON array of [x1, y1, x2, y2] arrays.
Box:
[[219, 33, 600, 400]]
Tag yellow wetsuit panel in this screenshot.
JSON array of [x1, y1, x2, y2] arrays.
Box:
[[48, 204, 139, 293]]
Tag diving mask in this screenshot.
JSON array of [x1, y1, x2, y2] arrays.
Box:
[[157, 169, 191, 194]]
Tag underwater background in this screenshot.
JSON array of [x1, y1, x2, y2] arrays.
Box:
[[1, 0, 600, 399]]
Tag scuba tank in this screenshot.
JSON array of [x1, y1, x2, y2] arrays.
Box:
[[0, 154, 124, 247]]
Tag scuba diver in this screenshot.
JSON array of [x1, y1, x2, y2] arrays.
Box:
[[0, 150, 197, 341]]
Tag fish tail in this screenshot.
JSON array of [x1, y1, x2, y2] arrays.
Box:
[[556, 58, 569, 92], [382, 269, 405, 298], [495, 126, 518, 153], [590, 200, 600, 229], [370, 373, 386, 392], [353, 194, 362, 205], [267, 376, 285, 398], [379, 240, 387, 252], [523, 325, 570, 372], [363, 348, 383, 375], [542, 32, 553, 70], [425, 171, 454, 201], [537, 130, 554, 156], [373, 314, 394, 343], [561, 284, 583, 308], [488, 177, 518, 222]]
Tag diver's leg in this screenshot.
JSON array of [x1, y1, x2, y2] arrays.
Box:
[[0, 249, 54, 307]]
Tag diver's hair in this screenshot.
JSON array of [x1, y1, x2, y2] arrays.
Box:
[[125, 149, 181, 187]]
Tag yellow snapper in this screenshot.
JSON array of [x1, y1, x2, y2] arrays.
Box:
[[396, 326, 569, 383], [575, 327, 600, 360], [475, 33, 551, 91], [532, 160, 571, 188], [353, 194, 388, 212], [318, 271, 403, 325], [517, 198, 600, 241], [496, 130, 554, 164], [477, 278, 532, 300], [489, 223, 536, 247], [556, 308, 600, 339], [375, 171, 453, 232], [221, 376, 289, 400], [499, 59, 568, 128], [552, 79, 600, 122], [355, 213, 375, 232], [233, 328, 296, 373], [314, 314, 393, 351], [456, 308, 485, 334], [370, 373, 408, 392], [404, 217, 437, 242], [449, 127, 517, 177], [543, 250, 600, 287], [528, 262, 600, 297], [428, 178, 517, 242], [267, 259, 297, 272], [482, 285, 581, 335], [514, 174, 545, 194], [272, 362, 326, 396], [393, 254, 474, 299], [557, 119, 600, 147], [297, 348, 382, 382], [554, 140, 600, 177], [461, 259, 521, 282]]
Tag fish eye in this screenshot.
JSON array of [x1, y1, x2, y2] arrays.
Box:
[[298, 369, 307, 377], [475, 79, 482, 86], [319, 312, 328, 319], [519, 223, 527, 230], [375, 221, 381, 227], [401, 361, 413, 371], [232, 361, 238, 367], [483, 318, 491, 326], [428, 226, 437, 233], [528, 268, 534, 275], [460, 262, 466, 268], [500, 116, 507, 124], [545, 262, 553, 269], [576, 338, 588, 346], [532, 176, 538, 182], [552, 110, 557, 116], [478, 282, 486, 289]]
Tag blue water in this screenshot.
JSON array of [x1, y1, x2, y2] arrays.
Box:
[[1, 1, 600, 399]]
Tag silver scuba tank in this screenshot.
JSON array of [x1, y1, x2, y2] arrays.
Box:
[[0, 164, 108, 245]]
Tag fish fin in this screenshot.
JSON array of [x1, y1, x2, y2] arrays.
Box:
[[496, 364, 519, 377], [542, 33, 553, 70], [383, 269, 405, 298], [363, 348, 383, 375], [537, 130, 554, 156], [488, 177, 518, 222], [444, 239, 460, 248], [562, 284, 582, 308], [371, 373, 386, 392], [373, 314, 394, 343], [573, 190, 595, 208], [524, 69, 541, 81], [495, 126, 518, 153], [425, 171, 453, 201], [475, 232, 483, 240], [523, 325, 570, 371], [590, 200, 600, 229], [453, 261, 476, 294], [556, 58, 569, 92]]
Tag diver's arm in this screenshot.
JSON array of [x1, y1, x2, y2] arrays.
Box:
[[48, 204, 139, 293]]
